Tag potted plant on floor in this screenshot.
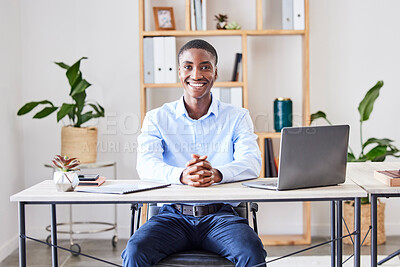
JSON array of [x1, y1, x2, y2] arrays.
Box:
[[311, 80, 400, 245], [17, 57, 104, 163]]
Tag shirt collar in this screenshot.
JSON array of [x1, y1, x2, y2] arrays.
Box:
[[175, 94, 220, 120]]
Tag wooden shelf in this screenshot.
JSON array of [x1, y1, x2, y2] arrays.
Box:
[[144, 81, 245, 88], [256, 132, 281, 139], [142, 29, 305, 37]]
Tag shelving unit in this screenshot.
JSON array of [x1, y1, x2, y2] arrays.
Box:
[[138, 0, 311, 246]]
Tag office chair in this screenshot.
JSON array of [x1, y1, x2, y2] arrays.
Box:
[[130, 202, 259, 266]]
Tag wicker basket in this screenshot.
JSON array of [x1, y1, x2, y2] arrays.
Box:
[[343, 201, 385, 246], [61, 126, 98, 164]]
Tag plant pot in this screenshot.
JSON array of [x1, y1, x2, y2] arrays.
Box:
[[61, 126, 98, 164], [53, 171, 79, 192], [343, 201, 386, 246]]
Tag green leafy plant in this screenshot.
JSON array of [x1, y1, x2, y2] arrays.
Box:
[[311, 80, 399, 163], [17, 57, 104, 127], [52, 155, 80, 173]]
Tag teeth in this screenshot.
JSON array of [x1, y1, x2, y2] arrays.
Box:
[[189, 83, 204, 87]]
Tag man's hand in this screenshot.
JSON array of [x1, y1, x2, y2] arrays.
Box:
[[180, 154, 222, 187]]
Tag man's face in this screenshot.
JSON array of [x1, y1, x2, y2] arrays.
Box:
[[178, 48, 218, 101]]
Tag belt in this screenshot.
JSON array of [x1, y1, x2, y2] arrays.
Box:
[[172, 204, 224, 217]]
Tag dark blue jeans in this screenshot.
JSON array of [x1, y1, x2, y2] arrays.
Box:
[[121, 204, 267, 267]]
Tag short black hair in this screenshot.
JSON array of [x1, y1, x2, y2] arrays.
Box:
[[177, 39, 218, 65]]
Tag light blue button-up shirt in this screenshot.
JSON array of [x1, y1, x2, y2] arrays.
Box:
[[137, 95, 261, 187]]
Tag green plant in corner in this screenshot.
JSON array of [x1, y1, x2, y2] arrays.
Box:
[[311, 80, 400, 204], [311, 80, 399, 162], [17, 57, 104, 127]]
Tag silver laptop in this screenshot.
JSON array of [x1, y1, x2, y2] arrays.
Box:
[[243, 125, 349, 191]]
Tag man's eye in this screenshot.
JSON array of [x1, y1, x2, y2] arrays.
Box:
[[201, 66, 211, 70], [184, 65, 192, 70]]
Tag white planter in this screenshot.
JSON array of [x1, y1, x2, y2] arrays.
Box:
[[53, 171, 79, 192]]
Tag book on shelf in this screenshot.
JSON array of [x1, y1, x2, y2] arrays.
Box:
[[282, 0, 294, 30], [212, 87, 243, 108], [78, 176, 106, 187], [374, 170, 400, 187], [194, 0, 203, 30], [143, 37, 154, 83], [264, 138, 278, 177], [150, 37, 177, 83], [201, 0, 207, 30], [231, 53, 242, 81], [293, 0, 305, 30], [190, 0, 196, 30]]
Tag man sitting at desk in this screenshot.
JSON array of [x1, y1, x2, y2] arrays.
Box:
[[122, 39, 267, 266]]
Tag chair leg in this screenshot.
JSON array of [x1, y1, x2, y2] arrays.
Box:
[[130, 203, 142, 237], [250, 202, 259, 234]]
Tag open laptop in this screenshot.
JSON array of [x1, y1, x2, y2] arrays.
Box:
[[243, 125, 349, 190]]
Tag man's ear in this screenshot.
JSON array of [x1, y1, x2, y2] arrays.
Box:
[[215, 66, 218, 80]]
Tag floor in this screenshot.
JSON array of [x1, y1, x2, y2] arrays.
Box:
[[1, 236, 400, 266]]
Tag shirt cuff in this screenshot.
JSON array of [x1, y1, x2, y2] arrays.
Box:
[[169, 167, 186, 184], [214, 166, 234, 183]]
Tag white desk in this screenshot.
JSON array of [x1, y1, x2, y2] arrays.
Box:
[[347, 162, 400, 267], [10, 178, 366, 267]]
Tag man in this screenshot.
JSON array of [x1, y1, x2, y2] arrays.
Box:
[[122, 39, 267, 266]]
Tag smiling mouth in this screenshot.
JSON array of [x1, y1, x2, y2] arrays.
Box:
[[187, 81, 207, 88]]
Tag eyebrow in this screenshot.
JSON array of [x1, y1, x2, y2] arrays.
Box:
[[181, 61, 212, 65]]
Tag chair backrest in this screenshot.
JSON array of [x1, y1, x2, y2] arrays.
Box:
[[148, 203, 249, 220]]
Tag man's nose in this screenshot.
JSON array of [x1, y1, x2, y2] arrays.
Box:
[[190, 67, 202, 79]]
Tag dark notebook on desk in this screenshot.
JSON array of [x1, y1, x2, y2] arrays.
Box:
[[243, 125, 349, 191], [76, 182, 170, 194]]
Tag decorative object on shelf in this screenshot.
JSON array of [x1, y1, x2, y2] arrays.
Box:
[[311, 80, 400, 245], [52, 155, 80, 192], [153, 7, 176, 31], [17, 57, 105, 163], [225, 21, 242, 30], [274, 98, 293, 132], [214, 13, 228, 29]]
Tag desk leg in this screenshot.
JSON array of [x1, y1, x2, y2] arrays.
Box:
[[371, 195, 378, 267], [51, 204, 58, 267], [336, 200, 343, 267], [331, 201, 336, 267], [354, 197, 361, 267], [18, 202, 26, 267]]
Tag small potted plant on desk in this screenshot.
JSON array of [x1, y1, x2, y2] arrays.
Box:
[[311, 80, 400, 246], [52, 155, 80, 192], [17, 57, 105, 163]]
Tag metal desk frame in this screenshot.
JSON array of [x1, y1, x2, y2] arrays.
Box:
[[44, 162, 118, 253]]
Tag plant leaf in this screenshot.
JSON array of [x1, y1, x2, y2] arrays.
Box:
[[347, 152, 356, 162], [365, 145, 388, 161], [57, 103, 75, 122], [362, 137, 393, 149], [17, 100, 54, 115], [54, 62, 70, 70], [358, 80, 384, 122], [310, 111, 327, 123], [65, 57, 88, 87], [70, 79, 91, 96], [33, 107, 58, 119], [80, 111, 94, 125]]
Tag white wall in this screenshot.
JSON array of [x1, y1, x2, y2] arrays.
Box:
[[0, 0, 23, 262], [2, 0, 400, 258]]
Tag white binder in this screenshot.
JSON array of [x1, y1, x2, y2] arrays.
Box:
[[164, 37, 177, 83], [293, 0, 305, 30], [153, 37, 165, 83], [143, 38, 154, 83], [282, 0, 293, 30], [230, 87, 243, 108]]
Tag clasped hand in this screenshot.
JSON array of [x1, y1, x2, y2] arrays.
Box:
[[180, 154, 222, 187]]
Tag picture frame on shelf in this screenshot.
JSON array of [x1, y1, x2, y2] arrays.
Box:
[[153, 7, 176, 31]]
